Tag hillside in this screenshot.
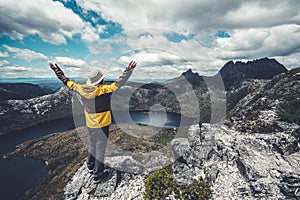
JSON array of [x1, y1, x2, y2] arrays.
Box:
[[0, 82, 53, 101], [0, 87, 73, 133]]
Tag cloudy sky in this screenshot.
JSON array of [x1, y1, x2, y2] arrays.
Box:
[[0, 0, 299, 80]]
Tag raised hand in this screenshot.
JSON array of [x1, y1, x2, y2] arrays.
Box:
[[49, 62, 69, 84], [126, 61, 137, 71], [49, 62, 58, 70]]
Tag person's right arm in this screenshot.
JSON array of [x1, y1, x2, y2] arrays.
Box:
[[49, 62, 81, 93], [49, 62, 70, 85], [101, 61, 137, 93]]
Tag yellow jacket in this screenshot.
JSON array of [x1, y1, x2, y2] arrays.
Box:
[[67, 81, 118, 128]]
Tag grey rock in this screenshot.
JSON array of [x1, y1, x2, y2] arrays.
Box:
[[64, 156, 148, 200], [219, 58, 287, 90], [173, 160, 194, 185], [64, 121, 300, 200], [279, 173, 300, 199], [171, 138, 190, 161], [204, 164, 219, 182], [94, 169, 117, 198], [105, 156, 145, 174]]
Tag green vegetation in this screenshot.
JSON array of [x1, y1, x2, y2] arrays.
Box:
[[277, 94, 300, 125], [144, 165, 211, 200], [149, 129, 176, 148]]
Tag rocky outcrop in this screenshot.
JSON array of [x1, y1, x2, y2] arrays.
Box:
[[63, 119, 299, 200], [171, 122, 300, 199], [64, 160, 145, 200], [228, 67, 300, 132]]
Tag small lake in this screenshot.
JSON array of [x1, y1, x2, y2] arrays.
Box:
[[0, 118, 76, 200], [0, 111, 193, 199]]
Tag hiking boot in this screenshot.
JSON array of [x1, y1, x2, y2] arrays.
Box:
[[86, 163, 93, 174], [93, 171, 110, 184]]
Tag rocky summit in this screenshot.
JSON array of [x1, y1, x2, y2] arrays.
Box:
[[63, 121, 299, 199]]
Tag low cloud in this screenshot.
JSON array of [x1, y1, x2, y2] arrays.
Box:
[[0, 60, 9, 67], [0, 51, 9, 57], [0, 64, 33, 78], [3, 45, 48, 62], [2, 65, 32, 72], [55, 56, 87, 68]]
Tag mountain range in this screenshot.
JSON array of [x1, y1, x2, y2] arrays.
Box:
[[0, 57, 290, 134], [0, 82, 53, 101]]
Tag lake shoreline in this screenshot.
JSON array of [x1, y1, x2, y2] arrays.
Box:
[[5, 124, 182, 199]]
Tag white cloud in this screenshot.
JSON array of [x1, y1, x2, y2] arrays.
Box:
[[275, 52, 300, 69], [210, 24, 300, 60], [0, 0, 102, 45], [76, 0, 300, 32], [81, 25, 101, 43], [82, 29, 226, 79], [55, 56, 87, 68], [2, 65, 31, 72], [224, 1, 300, 28], [0, 51, 9, 57], [119, 50, 185, 66], [0, 64, 50, 78], [74, 0, 300, 73], [0, 59, 9, 67], [0, 64, 33, 78], [1, 0, 300, 79], [3, 45, 48, 62]]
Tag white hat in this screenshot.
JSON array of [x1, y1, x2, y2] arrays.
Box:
[[86, 69, 108, 86]]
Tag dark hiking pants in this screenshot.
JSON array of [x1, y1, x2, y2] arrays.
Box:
[[86, 126, 109, 179]]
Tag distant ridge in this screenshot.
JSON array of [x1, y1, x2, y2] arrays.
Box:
[[218, 57, 288, 90], [0, 82, 53, 101], [175, 57, 288, 90]]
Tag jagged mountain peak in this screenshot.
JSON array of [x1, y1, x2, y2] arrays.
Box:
[[225, 57, 280, 66], [182, 68, 199, 77], [221, 57, 287, 78], [219, 57, 288, 90], [178, 68, 204, 85]]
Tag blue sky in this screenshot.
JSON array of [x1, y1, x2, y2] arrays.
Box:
[[0, 0, 299, 80]]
